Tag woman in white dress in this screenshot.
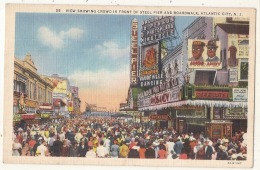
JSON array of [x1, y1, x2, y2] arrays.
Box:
[[12, 138, 22, 156]]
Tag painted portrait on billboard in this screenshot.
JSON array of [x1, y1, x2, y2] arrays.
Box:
[[140, 43, 159, 76], [188, 39, 222, 69]]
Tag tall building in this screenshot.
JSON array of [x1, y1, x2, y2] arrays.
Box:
[[137, 16, 249, 139]]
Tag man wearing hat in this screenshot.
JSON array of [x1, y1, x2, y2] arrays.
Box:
[[206, 39, 220, 62], [188, 40, 205, 62]]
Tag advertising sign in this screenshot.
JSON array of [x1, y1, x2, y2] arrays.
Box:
[[70, 86, 79, 97], [229, 68, 238, 82], [233, 88, 248, 101], [130, 19, 138, 86], [188, 39, 222, 69], [41, 113, 51, 118], [141, 16, 175, 45], [195, 90, 230, 100], [228, 34, 249, 60], [140, 43, 160, 76], [49, 77, 68, 94], [149, 114, 171, 120], [139, 74, 163, 87], [138, 86, 180, 107], [21, 114, 35, 119]]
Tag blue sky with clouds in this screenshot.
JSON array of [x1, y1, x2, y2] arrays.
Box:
[[15, 13, 197, 77], [14, 13, 197, 110]]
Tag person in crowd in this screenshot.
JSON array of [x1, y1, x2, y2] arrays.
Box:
[[12, 138, 22, 156], [128, 145, 140, 158], [166, 137, 175, 157], [179, 148, 188, 159], [92, 134, 99, 153], [52, 136, 63, 157], [110, 140, 120, 158], [86, 146, 96, 158], [216, 145, 228, 160], [119, 141, 129, 158], [28, 136, 36, 156], [68, 141, 78, 157], [78, 140, 88, 157], [174, 139, 183, 155], [157, 144, 167, 159], [194, 141, 204, 160], [145, 142, 156, 159], [36, 140, 49, 157], [139, 144, 146, 159], [96, 140, 108, 158], [204, 140, 214, 160], [61, 140, 69, 157]]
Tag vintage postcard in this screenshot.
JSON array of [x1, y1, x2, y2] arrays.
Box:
[[3, 4, 255, 168]]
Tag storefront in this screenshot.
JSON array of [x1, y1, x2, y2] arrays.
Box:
[[205, 121, 233, 140], [149, 112, 172, 129], [21, 114, 40, 124], [175, 106, 208, 134]]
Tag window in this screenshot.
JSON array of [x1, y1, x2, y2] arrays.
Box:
[[240, 60, 248, 80]]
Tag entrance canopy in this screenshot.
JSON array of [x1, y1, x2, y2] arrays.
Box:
[[138, 100, 248, 111]]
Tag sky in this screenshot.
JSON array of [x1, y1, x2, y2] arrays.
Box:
[[14, 13, 197, 112]]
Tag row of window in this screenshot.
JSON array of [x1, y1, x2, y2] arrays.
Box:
[[13, 79, 52, 103]]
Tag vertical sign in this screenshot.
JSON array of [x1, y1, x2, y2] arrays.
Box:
[[229, 68, 238, 82], [130, 19, 138, 86]]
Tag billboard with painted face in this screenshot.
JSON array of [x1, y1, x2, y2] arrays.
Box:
[[49, 77, 68, 94], [188, 39, 222, 69], [140, 43, 160, 76]]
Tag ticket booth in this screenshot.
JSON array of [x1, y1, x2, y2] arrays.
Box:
[[205, 121, 233, 140]]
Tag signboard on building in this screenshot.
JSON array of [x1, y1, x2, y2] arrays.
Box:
[[139, 74, 163, 87], [224, 107, 247, 119], [227, 34, 249, 68], [39, 104, 53, 110], [195, 90, 230, 100], [138, 86, 181, 108], [149, 114, 171, 120], [70, 86, 79, 97], [176, 109, 206, 118], [140, 43, 160, 76], [141, 16, 175, 45], [229, 68, 238, 82], [188, 39, 222, 69], [41, 113, 51, 118], [21, 114, 35, 119], [49, 77, 68, 94], [233, 88, 247, 101], [130, 19, 138, 86], [239, 59, 248, 80]]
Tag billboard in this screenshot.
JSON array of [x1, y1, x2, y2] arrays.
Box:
[[49, 77, 68, 94], [141, 16, 175, 45], [188, 39, 222, 69], [140, 43, 160, 76], [70, 86, 79, 97]]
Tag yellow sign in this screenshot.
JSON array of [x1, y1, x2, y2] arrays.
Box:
[[26, 100, 37, 108], [50, 78, 67, 94], [41, 113, 50, 118]]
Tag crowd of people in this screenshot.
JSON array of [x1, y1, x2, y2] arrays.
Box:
[[12, 117, 247, 160]]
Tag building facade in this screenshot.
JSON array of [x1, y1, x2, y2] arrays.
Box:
[[13, 54, 53, 123], [137, 16, 249, 139]]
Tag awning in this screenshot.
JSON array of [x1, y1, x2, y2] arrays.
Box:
[[138, 100, 248, 111]]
